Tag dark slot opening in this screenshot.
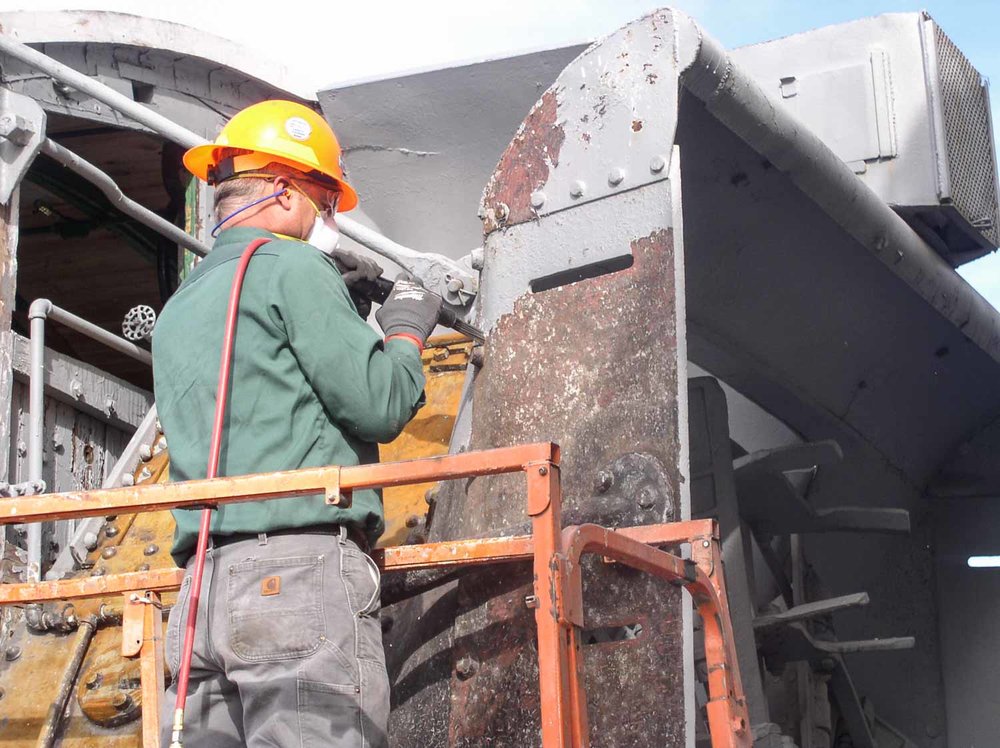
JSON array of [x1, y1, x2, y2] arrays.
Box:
[[581, 621, 644, 645], [131, 81, 155, 104], [529, 254, 634, 293]]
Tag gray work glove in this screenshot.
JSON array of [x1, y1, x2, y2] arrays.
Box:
[[375, 280, 443, 346], [332, 247, 384, 286]]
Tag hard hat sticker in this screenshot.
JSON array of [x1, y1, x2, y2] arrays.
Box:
[[285, 117, 312, 141]]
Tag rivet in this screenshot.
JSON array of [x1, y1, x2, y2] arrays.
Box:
[[608, 168, 626, 186], [102, 547, 117, 559], [138, 444, 152, 462], [144, 543, 159, 556], [446, 278, 465, 294], [120, 473, 134, 487], [569, 180, 586, 199], [530, 191, 546, 209], [91, 567, 105, 577], [137, 563, 150, 572], [404, 514, 421, 529], [105, 525, 119, 538], [424, 487, 439, 506], [702, 540, 711, 548], [5, 645, 21, 662], [86, 672, 102, 690], [83, 532, 99, 551], [538, 466, 548, 476], [139, 467, 152, 481], [650, 155, 667, 173]]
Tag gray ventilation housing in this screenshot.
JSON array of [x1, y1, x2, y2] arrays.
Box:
[[731, 12, 1000, 266]]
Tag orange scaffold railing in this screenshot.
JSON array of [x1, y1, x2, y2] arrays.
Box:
[[0, 442, 751, 747]]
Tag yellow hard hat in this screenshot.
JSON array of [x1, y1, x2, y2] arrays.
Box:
[[183, 100, 358, 212]]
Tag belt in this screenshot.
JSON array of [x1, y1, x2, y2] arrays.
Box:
[[211, 524, 370, 553]]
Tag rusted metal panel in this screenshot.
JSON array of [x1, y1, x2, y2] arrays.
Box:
[[443, 226, 685, 747], [481, 89, 565, 234]]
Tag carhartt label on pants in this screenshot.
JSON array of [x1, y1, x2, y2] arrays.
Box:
[[261, 575, 281, 596]]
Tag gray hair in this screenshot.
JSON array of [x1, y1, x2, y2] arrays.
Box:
[[213, 162, 309, 223]]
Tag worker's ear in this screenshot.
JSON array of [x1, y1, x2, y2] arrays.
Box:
[[272, 177, 294, 210]]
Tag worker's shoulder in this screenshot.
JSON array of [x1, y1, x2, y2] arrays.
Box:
[[268, 240, 345, 282]]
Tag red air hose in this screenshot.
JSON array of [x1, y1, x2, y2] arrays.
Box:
[[170, 237, 271, 747]]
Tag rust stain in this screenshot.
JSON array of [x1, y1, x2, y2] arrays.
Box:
[[481, 89, 565, 234]]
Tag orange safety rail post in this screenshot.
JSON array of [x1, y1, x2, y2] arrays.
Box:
[[121, 591, 165, 747], [557, 521, 752, 748]]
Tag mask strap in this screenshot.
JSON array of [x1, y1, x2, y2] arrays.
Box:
[[211, 188, 288, 237]]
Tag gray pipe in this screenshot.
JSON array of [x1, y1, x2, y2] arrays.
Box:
[[0, 33, 202, 150], [0, 34, 447, 275], [26, 299, 151, 581], [41, 139, 209, 258]]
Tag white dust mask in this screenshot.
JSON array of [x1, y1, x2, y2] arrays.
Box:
[[307, 214, 341, 255]]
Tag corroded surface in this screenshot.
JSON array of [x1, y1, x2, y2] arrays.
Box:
[[481, 89, 565, 234]]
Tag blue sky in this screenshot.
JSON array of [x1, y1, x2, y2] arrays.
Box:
[[7, 1, 1000, 306]]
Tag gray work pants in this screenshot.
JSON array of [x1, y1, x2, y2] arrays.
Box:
[[160, 529, 389, 747]]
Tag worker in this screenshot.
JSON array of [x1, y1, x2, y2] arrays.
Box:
[[152, 100, 441, 747]]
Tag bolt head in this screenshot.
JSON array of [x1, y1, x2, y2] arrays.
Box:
[[446, 278, 465, 293], [455, 656, 478, 680], [530, 191, 546, 209], [112, 692, 132, 710], [608, 168, 626, 186], [0, 114, 33, 146], [637, 486, 657, 510], [470, 248, 485, 271], [569, 180, 586, 199], [650, 155, 667, 173], [538, 465, 548, 476], [595, 470, 614, 494]]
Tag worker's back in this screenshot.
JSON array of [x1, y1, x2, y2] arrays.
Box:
[[152, 226, 424, 564]]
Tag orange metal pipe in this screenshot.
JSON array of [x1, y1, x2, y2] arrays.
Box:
[[0, 524, 695, 606], [0, 443, 560, 526]]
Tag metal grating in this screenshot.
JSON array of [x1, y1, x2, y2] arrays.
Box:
[[935, 23, 1000, 248]]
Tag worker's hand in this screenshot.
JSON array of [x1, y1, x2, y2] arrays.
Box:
[[332, 247, 384, 286], [375, 280, 443, 349]]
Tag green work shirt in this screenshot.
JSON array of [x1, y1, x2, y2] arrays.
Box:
[[152, 226, 426, 565]]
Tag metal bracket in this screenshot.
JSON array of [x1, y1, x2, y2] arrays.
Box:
[[0, 88, 46, 204], [336, 214, 478, 307]]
